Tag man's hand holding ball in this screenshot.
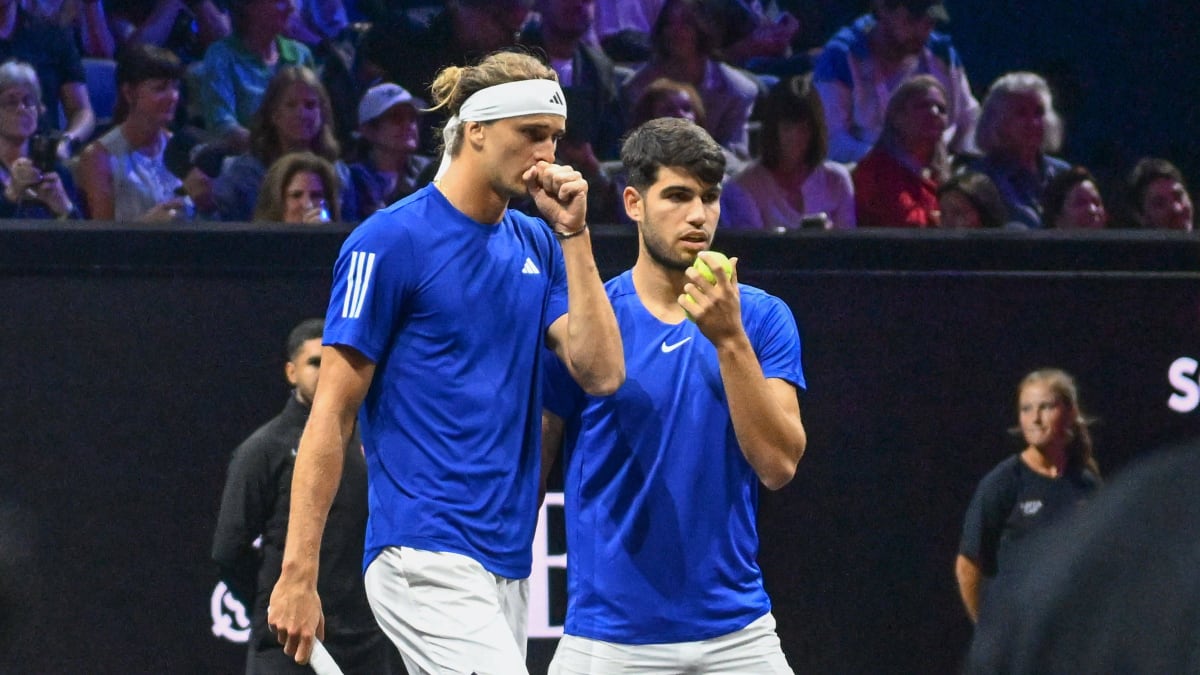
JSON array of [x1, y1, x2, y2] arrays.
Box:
[[681, 250, 740, 331]]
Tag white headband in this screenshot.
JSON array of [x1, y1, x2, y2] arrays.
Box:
[[435, 79, 568, 180]]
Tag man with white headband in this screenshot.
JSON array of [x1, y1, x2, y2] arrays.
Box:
[[267, 51, 624, 674]]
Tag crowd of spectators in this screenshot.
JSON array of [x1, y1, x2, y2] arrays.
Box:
[[0, 0, 1192, 231]]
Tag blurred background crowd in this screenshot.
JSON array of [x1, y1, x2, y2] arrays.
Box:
[[0, 0, 1193, 231]]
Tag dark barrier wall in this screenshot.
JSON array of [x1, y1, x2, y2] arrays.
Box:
[[2, 223, 1199, 673]]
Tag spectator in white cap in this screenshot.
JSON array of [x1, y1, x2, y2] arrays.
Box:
[[348, 82, 432, 218]]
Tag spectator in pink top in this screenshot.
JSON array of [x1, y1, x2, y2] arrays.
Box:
[[723, 74, 856, 230]]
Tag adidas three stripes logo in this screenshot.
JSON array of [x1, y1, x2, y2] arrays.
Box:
[[342, 251, 375, 319], [341, 251, 542, 319]]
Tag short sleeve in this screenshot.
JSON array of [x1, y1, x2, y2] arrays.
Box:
[[542, 233, 569, 334], [55, 25, 85, 84], [959, 465, 1015, 576], [323, 218, 412, 362], [750, 293, 805, 391], [541, 346, 585, 422]]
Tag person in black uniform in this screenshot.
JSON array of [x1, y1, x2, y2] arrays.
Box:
[[955, 367, 1101, 624], [213, 318, 400, 674], [964, 440, 1200, 674]]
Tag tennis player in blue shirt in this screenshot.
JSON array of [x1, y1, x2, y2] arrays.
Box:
[[266, 51, 624, 674], [543, 117, 808, 673]]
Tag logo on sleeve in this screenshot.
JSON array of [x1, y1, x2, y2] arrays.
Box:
[[522, 258, 541, 275], [342, 251, 376, 319]]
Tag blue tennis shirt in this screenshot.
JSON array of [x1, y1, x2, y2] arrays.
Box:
[[324, 184, 569, 579], [544, 270, 805, 643]]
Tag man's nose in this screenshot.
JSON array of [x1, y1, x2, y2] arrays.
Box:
[[535, 139, 557, 164]]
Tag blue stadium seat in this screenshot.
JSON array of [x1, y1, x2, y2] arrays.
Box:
[[82, 57, 118, 129]]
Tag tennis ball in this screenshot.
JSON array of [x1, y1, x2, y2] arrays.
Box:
[[685, 252, 732, 322], [693, 251, 733, 283]]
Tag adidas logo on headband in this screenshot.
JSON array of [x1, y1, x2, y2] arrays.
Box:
[[434, 78, 570, 180]]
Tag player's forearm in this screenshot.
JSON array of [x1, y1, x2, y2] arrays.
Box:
[[560, 234, 624, 395], [717, 336, 806, 490], [278, 411, 351, 580]]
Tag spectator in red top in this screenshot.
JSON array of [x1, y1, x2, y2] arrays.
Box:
[[852, 74, 948, 227]]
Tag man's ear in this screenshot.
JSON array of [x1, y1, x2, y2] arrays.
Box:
[[464, 120, 487, 150], [622, 186, 643, 223]]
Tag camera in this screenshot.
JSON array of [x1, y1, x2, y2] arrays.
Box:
[[28, 133, 60, 173]]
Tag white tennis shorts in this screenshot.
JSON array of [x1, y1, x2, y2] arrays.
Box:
[[548, 612, 793, 674], [364, 546, 530, 675]]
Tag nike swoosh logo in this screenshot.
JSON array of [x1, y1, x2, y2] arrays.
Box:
[[661, 337, 693, 353]]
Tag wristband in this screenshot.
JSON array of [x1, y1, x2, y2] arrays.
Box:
[[553, 223, 588, 240]]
